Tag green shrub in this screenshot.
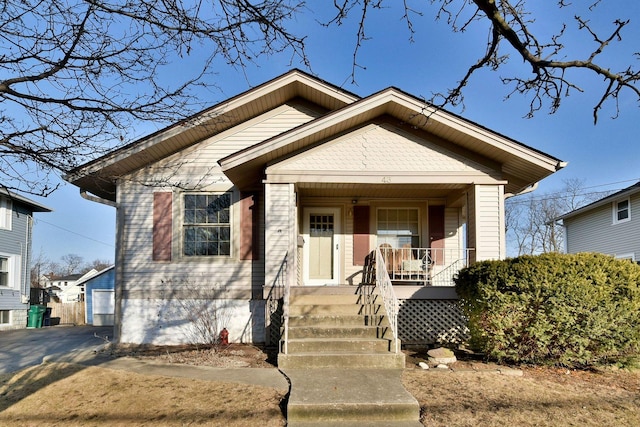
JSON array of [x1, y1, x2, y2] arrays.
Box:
[[454, 252, 640, 368]]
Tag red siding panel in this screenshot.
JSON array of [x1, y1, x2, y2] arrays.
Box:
[[240, 192, 258, 260], [153, 192, 172, 261], [353, 205, 370, 266], [429, 205, 445, 265]]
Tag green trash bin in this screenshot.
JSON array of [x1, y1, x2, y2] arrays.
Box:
[[27, 305, 46, 328]]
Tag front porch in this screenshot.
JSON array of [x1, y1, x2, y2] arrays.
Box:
[[373, 246, 473, 287], [265, 245, 471, 351]]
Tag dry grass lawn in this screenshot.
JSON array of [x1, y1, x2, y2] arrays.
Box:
[[0, 346, 639, 426], [0, 362, 286, 426]]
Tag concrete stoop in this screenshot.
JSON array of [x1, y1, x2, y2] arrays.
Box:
[[283, 368, 422, 427], [279, 286, 421, 426]]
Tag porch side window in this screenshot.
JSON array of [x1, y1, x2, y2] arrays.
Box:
[[376, 208, 419, 248], [614, 199, 630, 224], [183, 193, 232, 257]]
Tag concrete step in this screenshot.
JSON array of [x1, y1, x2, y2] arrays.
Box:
[[286, 337, 394, 353], [278, 352, 405, 369], [290, 294, 362, 305], [288, 314, 386, 327], [289, 285, 366, 296], [289, 303, 383, 316], [287, 325, 393, 340], [283, 368, 420, 424]]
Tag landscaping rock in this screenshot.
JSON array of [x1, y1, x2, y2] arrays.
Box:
[[418, 362, 429, 370], [427, 347, 457, 365]]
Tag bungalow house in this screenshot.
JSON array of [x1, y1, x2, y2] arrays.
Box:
[[64, 70, 564, 349], [556, 181, 640, 261], [0, 187, 52, 330]]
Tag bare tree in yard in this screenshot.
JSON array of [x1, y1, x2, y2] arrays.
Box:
[[331, 1, 639, 122], [60, 253, 85, 276], [1, 0, 306, 197], [506, 178, 613, 255], [3, 1, 638, 197]]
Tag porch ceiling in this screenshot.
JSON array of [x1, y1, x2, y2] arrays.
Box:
[[296, 182, 468, 201]]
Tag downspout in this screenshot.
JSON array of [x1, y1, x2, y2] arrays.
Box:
[[80, 189, 121, 342], [80, 190, 117, 208], [23, 216, 32, 304], [504, 182, 538, 199]]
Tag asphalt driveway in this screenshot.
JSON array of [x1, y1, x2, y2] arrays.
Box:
[[0, 325, 112, 374]]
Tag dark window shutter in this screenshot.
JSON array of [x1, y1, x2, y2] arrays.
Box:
[[428, 205, 445, 265], [153, 192, 172, 261], [353, 206, 370, 266], [240, 192, 258, 260]]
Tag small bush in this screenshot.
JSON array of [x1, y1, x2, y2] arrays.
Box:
[[455, 252, 640, 368]]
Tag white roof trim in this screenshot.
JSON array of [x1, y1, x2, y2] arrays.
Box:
[[220, 89, 561, 174]]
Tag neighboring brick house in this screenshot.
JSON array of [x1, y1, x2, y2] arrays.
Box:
[[65, 70, 564, 347], [556, 181, 640, 261], [0, 187, 51, 330]]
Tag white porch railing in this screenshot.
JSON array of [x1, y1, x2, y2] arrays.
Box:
[[374, 247, 400, 353], [378, 246, 474, 286]]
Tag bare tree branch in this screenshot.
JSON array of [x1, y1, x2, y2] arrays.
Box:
[[2, 0, 638, 196], [1, 0, 306, 196]]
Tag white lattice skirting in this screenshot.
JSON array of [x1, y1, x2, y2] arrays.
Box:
[[398, 299, 469, 345]]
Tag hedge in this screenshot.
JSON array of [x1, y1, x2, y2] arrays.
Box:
[[454, 252, 640, 368]]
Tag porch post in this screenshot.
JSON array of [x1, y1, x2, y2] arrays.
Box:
[[467, 184, 506, 263], [264, 182, 297, 290]]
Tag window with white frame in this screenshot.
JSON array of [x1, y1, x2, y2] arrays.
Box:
[[0, 310, 10, 324], [0, 256, 9, 287], [0, 196, 12, 230], [377, 208, 420, 248], [183, 192, 232, 256], [613, 198, 630, 224]]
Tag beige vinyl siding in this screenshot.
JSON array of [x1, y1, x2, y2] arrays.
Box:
[[116, 103, 316, 298], [444, 207, 463, 262], [265, 183, 296, 292], [469, 185, 505, 261], [565, 194, 640, 258]]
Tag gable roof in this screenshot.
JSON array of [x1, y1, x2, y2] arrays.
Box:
[[556, 181, 640, 221], [65, 70, 565, 199], [75, 265, 115, 286], [64, 70, 359, 201], [219, 86, 566, 195], [0, 187, 52, 212]]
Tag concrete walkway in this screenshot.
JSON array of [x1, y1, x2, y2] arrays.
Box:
[[43, 349, 290, 391], [282, 368, 422, 427]]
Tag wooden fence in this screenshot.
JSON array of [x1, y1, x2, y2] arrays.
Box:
[[49, 302, 85, 325]]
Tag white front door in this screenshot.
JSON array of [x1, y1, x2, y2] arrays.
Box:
[[303, 207, 341, 285]]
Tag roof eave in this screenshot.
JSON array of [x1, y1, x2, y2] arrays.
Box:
[[64, 69, 360, 197], [220, 89, 564, 192]]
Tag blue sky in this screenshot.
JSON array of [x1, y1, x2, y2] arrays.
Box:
[[28, 1, 640, 264]]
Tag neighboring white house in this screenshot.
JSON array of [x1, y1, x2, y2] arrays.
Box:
[[64, 70, 565, 347], [0, 187, 52, 330], [556, 181, 640, 261], [46, 269, 98, 302]]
